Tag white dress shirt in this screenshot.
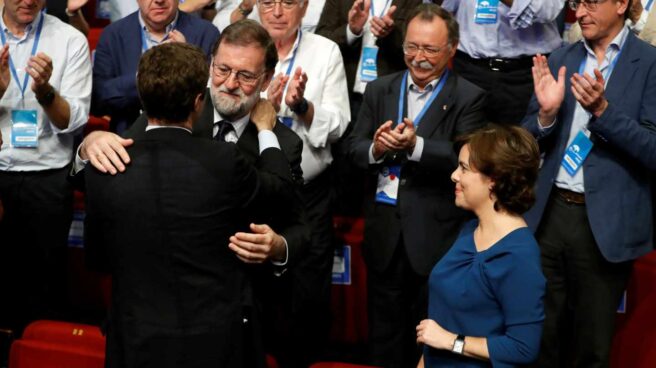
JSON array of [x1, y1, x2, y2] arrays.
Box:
[[0, 11, 92, 171], [213, 0, 326, 33], [263, 30, 350, 182]]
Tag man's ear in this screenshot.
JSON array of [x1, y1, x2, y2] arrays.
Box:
[[260, 70, 275, 91], [194, 92, 205, 113]]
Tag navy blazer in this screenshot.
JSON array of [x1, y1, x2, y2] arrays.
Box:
[[90, 11, 219, 131], [522, 32, 656, 263], [349, 70, 486, 275]]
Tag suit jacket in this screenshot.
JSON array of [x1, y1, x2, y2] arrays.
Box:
[[315, 0, 421, 98], [84, 128, 293, 368], [128, 91, 309, 265], [522, 32, 656, 263], [90, 11, 220, 131], [349, 70, 486, 276]]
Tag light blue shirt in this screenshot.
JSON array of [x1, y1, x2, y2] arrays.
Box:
[[0, 12, 92, 171], [442, 0, 564, 58], [137, 11, 179, 51], [553, 26, 629, 194]]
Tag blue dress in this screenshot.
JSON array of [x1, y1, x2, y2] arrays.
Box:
[[424, 220, 545, 367]]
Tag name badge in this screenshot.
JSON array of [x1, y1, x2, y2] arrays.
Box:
[[375, 165, 401, 205], [359, 46, 379, 83], [561, 130, 593, 176], [475, 0, 499, 25], [11, 109, 38, 148]]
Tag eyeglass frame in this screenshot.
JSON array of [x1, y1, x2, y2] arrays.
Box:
[[211, 62, 266, 86], [567, 0, 609, 11], [402, 42, 451, 58], [257, 0, 305, 12]]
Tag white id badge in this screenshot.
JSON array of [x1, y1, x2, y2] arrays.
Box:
[[11, 109, 38, 148], [359, 46, 379, 83], [375, 165, 400, 205]]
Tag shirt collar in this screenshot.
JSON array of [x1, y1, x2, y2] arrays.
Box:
[[138, 10, 179, 37], [582, 25, 629, 61], [145, 124, 192, 133], [0, 7, 42, 41], [212, 108, 251, 138], [279, 28, 302, 64], [407, 72, 441, 94]]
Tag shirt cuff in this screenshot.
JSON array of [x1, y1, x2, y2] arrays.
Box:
[[270, 236, 289, 267], [346, 24, 363, 45], [407, 136, 424, 162], [537, 116, 556, 131], [72, 144, 89, 174], [368, 142, 385, 164], [258, 129, 281, 153]]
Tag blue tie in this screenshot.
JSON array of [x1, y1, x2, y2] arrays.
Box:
[[214, 120, 234, 142]]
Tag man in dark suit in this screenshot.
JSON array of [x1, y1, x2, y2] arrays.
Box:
[[91, 0, 220, 132], [85, 42, 293, 368], [80, 20, 307, 268], [522, 0, 656, 366], [348, 4, 485, 367]]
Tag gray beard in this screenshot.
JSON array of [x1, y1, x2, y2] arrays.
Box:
[[210, 84, 261, 121]]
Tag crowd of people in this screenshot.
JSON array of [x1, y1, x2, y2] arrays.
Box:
[[0, 0, 655, 368]]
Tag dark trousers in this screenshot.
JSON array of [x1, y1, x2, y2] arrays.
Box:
[[453, 52, 534, 125], [534, 193, 632, 368], [0, 166, 73, 336], [367, 238, 428, 368], [269, 170, 335, 368]]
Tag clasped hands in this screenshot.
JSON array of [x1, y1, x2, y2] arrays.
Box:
[[532, 54, 609, 127], [372, 118, 417, 160]]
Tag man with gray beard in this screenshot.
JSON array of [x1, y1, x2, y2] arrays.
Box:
[[348, 4, 486, 367], [78, 21, 307, 272]]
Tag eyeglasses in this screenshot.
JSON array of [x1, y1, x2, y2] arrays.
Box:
[[257, 0, 303, 12], [212, 63, 265, 86], [402, 43, 449, 58], [567, 0, 609, 11]]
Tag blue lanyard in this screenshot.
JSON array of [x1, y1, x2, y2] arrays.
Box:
[[397, 69, 449, 126], [370, 0, 392, 18], [0, 11, 45, 100], [647, 0, 654, 12], [140, 27, 171, 53], [577, 47, 623, 87], [284, 30, 302, 77]]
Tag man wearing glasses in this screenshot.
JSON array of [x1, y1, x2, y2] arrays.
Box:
[[77, 20, 308, 367], [523, 0, 656, 366], [91, 0, 219, 133], [441, 0, 564, 125], [349, 4, 485, 367]]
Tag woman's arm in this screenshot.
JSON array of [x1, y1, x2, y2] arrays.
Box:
[[416, 319, 489, 361]]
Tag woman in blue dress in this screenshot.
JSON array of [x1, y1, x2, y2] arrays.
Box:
[[416, 124, 546, 367]]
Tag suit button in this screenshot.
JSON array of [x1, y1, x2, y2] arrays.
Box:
[[400, 179, 406, 186]]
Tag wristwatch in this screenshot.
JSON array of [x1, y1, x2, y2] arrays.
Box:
[[36, 86, 56, 107], [290, 98, 309, 115], [237, 3, 253, 16], [452, 334, 465, 355]]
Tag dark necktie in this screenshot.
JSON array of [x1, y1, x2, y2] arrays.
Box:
[[214, 120, 235, 142]]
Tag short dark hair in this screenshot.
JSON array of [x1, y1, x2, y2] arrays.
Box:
[[137, 43, 208, 124], [457, 124, 540, 215], [211, 19, 278, 72], [624, 0, 632, 20], [405, 3, 459, 47]]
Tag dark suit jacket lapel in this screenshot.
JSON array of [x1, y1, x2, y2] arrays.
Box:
[[237, 121, 260, 163], [192, 89, 215, 140], [415, 71, 456, 138], [382, 72, 405, 127], [605, 32, 639, 106]]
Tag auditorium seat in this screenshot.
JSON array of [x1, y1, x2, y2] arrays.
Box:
[[9, 320, 104, 368]]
